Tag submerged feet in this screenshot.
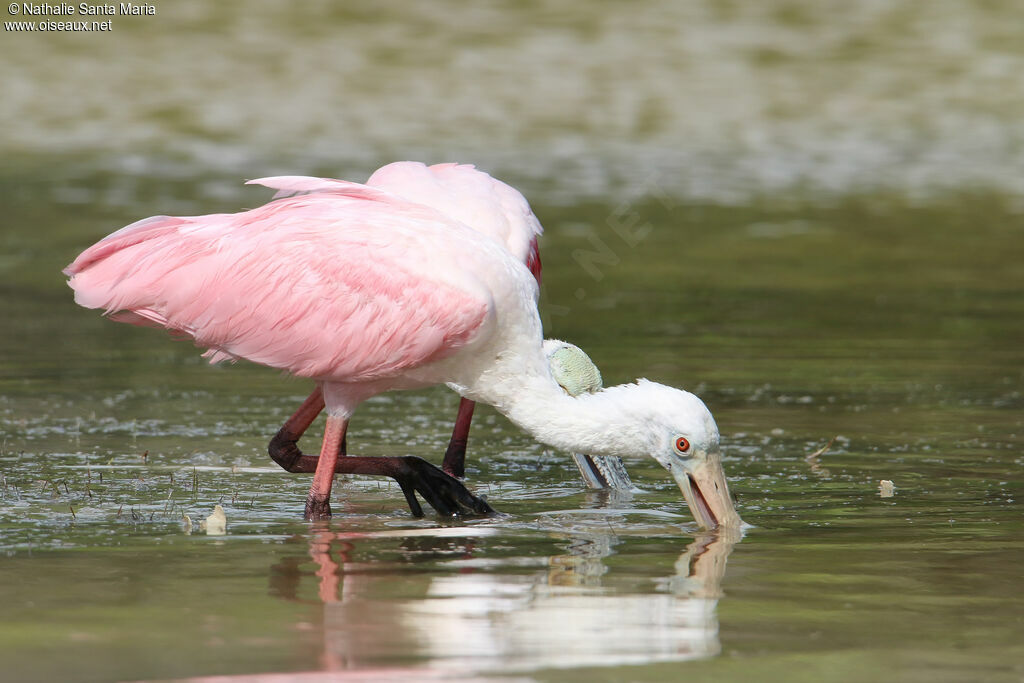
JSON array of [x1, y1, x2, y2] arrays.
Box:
[[270, 433, 494, 519], [304, 489, 333, 520], [301, 455, 493, 519], [268, 393, 491, 520], [269, 390, 492, 520], [387, 456, 493, 518]]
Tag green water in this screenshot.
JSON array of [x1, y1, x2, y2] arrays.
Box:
[[2, 2, 1024, 681]]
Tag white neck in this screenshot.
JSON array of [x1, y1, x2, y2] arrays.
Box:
[[462, 366, 661, 459]]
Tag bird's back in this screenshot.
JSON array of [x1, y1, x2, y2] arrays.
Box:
[[367, 162, 542, 281]]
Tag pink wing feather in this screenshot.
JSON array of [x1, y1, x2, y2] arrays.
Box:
[[65, 189, 491, 382], [366, 162, 543, 271], [245, 176, 394, 201], [244, 165, 544, 282]]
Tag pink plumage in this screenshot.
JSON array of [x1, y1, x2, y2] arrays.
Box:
[[367, 162, 543, 282], [65, 185, 490, 383]]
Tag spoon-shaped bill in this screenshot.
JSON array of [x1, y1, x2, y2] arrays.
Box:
[[671, 457, 742, 530]]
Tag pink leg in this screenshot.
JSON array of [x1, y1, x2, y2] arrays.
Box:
[[305, 415, 348, 520], [441, 398, 476, 478], [270, 388, 493, 518]]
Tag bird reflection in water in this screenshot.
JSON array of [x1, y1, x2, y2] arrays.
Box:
[[268, 521, 742, 675]]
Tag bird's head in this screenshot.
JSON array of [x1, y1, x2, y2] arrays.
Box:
[[611, 380, 742, 530], [646, 383, 741, 529], [507, 345, 743, 530]]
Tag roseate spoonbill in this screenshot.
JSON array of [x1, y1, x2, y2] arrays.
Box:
[[64, 167, 741, 528], [543, 340, 633, 490], [270, 163, 627, 492]]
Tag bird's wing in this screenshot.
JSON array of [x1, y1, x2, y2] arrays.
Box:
[[245, 176, 394, 201], [367, 162, 543, 274], [65, 191, 495, 382]]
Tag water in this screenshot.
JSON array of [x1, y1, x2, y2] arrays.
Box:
[[2, 2, 1023, 681]]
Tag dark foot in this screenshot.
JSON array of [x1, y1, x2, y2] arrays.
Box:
[[270, 438, 495, 518], [330, 456, 494, 518], [391, 456, 493, 517], [304, 492, 332, 520]]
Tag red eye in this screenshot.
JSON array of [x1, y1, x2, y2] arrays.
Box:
[[675, 437, 690, 453]]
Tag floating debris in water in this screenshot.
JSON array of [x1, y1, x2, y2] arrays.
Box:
[[199, 505, 226, 535], [879, 480, 896, 498], [806, 436, 837, 477], [806, 437, 836, 460]]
